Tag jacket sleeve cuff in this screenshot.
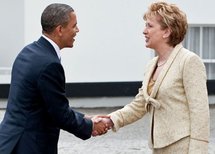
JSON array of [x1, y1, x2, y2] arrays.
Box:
[[110, 114, 121, 132]]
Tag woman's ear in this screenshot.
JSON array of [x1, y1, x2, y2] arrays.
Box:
[[163, 28, 171, 38]]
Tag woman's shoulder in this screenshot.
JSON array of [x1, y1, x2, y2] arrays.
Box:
[[178, 47, 202, 63], [179, 47, 205, 71]]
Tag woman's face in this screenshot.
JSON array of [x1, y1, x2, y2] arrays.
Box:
[[143, 15, 167, 50]]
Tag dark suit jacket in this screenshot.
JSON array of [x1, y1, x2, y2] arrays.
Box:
[[0, 37, 93, 154]]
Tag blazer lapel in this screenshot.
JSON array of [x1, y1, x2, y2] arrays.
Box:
[[142, 58, 158, 109], [150, 44, 183, 98], [142, 58, 157, 94]]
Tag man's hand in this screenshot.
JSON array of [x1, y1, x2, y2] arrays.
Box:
[[91, 115, 114, 136]]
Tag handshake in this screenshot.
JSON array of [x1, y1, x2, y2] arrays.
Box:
[[85, 115, 114, 137]]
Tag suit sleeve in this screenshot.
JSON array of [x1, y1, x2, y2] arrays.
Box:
[[37, 62, 92, 140], [183, 54, 210, 153]]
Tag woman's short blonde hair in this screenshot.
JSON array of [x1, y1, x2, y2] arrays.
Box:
[[143, 1, 188, 47]]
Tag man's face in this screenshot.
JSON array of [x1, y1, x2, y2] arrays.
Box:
[[60, 12, 79, 48]]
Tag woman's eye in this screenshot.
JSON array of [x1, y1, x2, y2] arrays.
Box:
[[145, 23, 152, 28]]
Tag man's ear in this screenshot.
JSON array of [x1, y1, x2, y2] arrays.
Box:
[[163, 28, 171, 38], [55, 25, 63, 37]]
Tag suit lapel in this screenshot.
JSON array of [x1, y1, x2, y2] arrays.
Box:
[[37, 37, 59, 60]]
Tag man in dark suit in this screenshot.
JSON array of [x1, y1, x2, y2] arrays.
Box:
[[0, 3, 108, 154]]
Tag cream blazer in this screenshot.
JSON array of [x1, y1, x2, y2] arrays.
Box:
[[110, 44, 210, 152]]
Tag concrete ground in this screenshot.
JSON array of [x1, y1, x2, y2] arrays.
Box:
[[0, 98, 215, 154]]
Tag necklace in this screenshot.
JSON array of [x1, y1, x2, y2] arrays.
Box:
[[157, 61, 167, 67]]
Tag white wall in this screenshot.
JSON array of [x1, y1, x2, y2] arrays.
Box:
[[0, 1, 24, 83], [1, 0, 215, 83], [24, 0, 153, 82]]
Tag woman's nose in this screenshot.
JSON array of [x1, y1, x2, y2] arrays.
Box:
[[143, 28, 147, 35]]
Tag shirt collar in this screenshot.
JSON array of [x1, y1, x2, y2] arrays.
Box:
[[42, 34, 61, 60]]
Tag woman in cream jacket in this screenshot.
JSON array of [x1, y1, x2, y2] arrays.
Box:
[[102, 2, 210, 154]]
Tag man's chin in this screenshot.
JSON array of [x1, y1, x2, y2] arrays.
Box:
[[68, 44, 74, 48]]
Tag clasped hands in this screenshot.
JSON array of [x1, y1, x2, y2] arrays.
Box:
[[85, 115, 114, 137]]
